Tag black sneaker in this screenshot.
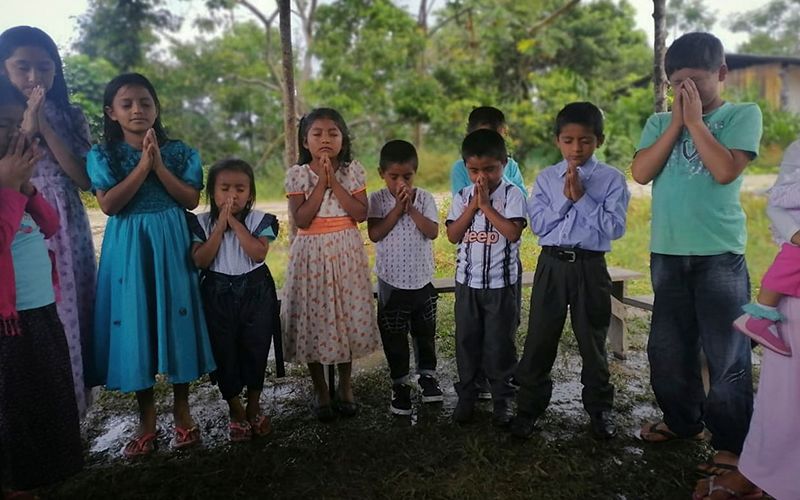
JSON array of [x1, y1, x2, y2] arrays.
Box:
[[510, 413, 538, 439], [390, 383, 412, 416], [453, 398, 475, 424], [476, 378, 492, 401], [418, 375, 444, 403]]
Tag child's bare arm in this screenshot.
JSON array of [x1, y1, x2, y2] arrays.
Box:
[[446, 193, 478, 244], [330, 182, 368, 222], [367, 204, 403, 242], [481, 204, 524, 242], [95, 154, 152, 216], [192, 216, 227, 269], [408, 205, 438, 240], [631, 91, 684, 185], [228, 215, 269, 262]]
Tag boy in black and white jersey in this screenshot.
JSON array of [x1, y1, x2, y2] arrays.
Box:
[[446, 129, 527, 426]]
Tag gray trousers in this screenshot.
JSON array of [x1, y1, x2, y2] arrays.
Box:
[[454, 283, 519, 405]]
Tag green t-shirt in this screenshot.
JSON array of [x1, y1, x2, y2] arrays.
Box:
[[637, 102, 763, 255]]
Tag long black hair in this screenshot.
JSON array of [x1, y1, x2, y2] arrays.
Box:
[[297, 107, 352, 166], [102, 73, 168, 145], [206, 157, 256, 223], [0, 26, 70, 109]]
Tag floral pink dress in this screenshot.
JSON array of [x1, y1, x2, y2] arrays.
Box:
[[281, 161, 380, 364]]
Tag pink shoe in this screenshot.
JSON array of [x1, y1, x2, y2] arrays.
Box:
[[734, 313, 792, 356]]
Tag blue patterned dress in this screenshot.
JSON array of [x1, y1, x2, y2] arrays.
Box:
[[85, 140, 216, 393]]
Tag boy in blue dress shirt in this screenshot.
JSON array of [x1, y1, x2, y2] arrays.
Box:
[[511, 102, 630, 440]]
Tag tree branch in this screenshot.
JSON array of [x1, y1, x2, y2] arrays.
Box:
[[428, 6, 472, 37], [526, 0, 581, 35]]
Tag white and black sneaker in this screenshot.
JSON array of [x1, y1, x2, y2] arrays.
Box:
[[390, 383, 412, 416], [418, 375, 444, 403]]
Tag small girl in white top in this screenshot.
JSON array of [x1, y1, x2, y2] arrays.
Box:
[[189, 158, 280, 441], [367, 140, 441, 416]]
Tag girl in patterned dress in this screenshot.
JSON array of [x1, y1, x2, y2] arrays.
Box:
[[282, 108, 380, 422], [85, 73, 215, 457], [0, 26, 96, 417]]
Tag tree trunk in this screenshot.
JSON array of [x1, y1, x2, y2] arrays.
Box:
[[653, 0, 668, 112], [279, 0, 298, 236]]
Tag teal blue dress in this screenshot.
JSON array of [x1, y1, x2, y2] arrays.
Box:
[[85, 140, 216, 393]]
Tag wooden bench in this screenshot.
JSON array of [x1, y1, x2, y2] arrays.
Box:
[[421, 267, 644, 360]]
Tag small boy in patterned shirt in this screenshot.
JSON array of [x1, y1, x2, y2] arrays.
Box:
[[368, 140, 442, 416]]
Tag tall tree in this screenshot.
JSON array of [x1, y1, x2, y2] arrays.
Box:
[[730, 0, 800, 56], [653, 0, 668, 112], [279, 0, 298, 167], [665, 0, 715, 36], [75, 0, 180, 71]]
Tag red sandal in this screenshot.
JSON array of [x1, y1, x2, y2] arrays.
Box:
[[229, 421, 252, 442], [170, 426, 200, 449], [249, 415, 272, 437], [122, 432, 158, 458]]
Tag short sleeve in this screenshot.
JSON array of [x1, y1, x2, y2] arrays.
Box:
[[636, 113, 666, 152], [419, 189, 439, 223], [447, 189, 468, 223], [367, 190, 386, 219], [719, 103, 763, 157], [86, 145, 119, 192], [252, 212, 279, 241], [505, 184, 528, 223], [179, 145, 204, 190], [285, 164, 308, 196], [348, 160, 367, 194]]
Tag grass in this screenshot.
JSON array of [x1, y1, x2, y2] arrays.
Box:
[[49, 188, 776, 499]]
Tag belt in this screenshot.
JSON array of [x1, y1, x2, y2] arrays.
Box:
[[541, 246, 604, 263]]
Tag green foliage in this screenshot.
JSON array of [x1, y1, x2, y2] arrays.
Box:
[[665, 0, 716, 34], [75, 0, 181, 71], [62, 54, 118, 140], [731, 0, 800, 56]]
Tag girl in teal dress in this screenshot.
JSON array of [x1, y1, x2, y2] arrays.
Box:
[[85, 73, 215, 457]]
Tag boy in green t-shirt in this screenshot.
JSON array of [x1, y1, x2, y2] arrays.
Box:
[[631, 32, 763, 475]]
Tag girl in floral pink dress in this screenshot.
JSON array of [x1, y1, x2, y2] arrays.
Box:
[[282, 108, 380, 422]]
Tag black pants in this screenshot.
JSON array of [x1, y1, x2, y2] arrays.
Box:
[[515, 249, 614, 417], [201, 265, 279, 400], [377, 280, 438, 383], [454, 283, 519, 404]]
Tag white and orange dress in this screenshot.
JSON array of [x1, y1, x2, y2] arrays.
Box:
[[281, 161, 380, 365]]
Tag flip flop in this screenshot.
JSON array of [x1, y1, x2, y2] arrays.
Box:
[[637, 421, 705, 443], [692, 475, 764, 500], [170, 425, 201, 449], [229, 420, 253, 442], [122, 431, 158, 458], [696, 459, 738, 477], [249, 414, 272, 437]]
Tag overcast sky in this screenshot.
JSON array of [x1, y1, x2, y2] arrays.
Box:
[[0, 0, 771, 56]]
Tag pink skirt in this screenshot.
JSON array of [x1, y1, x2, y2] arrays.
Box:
[[761, 243, 800, 297]]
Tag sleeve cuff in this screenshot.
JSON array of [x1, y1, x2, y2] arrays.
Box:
[[572, 194, 598, 215], [557, 198, 573, 217]]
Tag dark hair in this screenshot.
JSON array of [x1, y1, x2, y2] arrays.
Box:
[[461, 129, 507, 162], [467, 106, 506, 133], [554, 102, 604, 138], [379, 139, 418, 171], [206, 158, 256, 223], [665, 32, 725, 77], [297, 107, 352, 165], [102, 73, 168, 145], [0, 77, 26, 108], [0, 26, 70, 109]]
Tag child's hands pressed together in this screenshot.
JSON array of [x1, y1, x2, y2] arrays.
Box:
[[564, 162, 584, 202], [395, 183, 412, 213], [670, 83, 684, 128], [21, 86, 45, 136], [679, 79, 703, 127], [0, 132, 41, 191], [475, 176, 491, 210], [322, 154, 338, 189]]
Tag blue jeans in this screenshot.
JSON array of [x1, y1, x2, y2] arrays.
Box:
[[648, 253, 753, 455]]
